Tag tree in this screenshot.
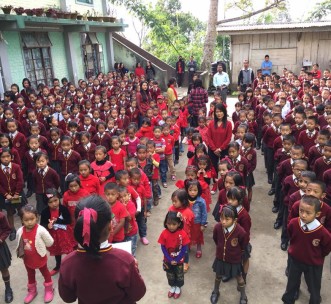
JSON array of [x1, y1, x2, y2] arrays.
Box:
[[200, 0, 218, 71], [308, 0, 331, 20]]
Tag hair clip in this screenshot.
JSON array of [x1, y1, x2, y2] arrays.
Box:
[[0, 148, 2, 153], [46, 193, 54, 198], [177, 212, 183, 221]]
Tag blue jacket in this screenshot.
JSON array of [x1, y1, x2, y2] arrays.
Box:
[[191, 196, 208, 225]]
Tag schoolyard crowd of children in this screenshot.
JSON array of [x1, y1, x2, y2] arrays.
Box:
[[0, 65, 330, 304]]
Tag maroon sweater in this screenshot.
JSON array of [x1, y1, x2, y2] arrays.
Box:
[[288, 217, 331, 265], [0, 212, 11, 242], [213, 222, 248, 263], [48, 140, 62, 161], [217, 189, 250, 212], [58, 151, 82, 176], [308, 145, 323, 170], [11, 131, 26, 160], [291, 124, 307, 142], [91, 133, 112, 151], [297, 130, 318, 156], [32, 167, 60, 194], [263, 126, 280, 149], [282, 175, 300, 206], [75, 143, 96, 163], [274, 148, 291, 164], [277, 158, 294, 184], [323, 168, 331, 206], [288, 201, 331, 233], [314, 156, 331, 181], [0, 163, 24, 196], [237, 206, 251, 241], [58, 247, 146, 304], [240, 147, 256, 174]]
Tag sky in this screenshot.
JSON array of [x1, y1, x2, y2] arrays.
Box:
[[118, 0, 320, 43]]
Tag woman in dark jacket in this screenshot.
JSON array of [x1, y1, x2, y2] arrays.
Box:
[[145, 61, 156, 81]]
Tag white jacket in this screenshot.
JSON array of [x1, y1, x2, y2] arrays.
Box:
[[16, 224, 54, 257]]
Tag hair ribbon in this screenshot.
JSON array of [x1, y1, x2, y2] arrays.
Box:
[[78, 207, 98, 246]]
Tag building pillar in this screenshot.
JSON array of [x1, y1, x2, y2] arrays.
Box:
[[63, 32, 79, 85], [105, 32, 115, 71], [0, 39, 13, 93]]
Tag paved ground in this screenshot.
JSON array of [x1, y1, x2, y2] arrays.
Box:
[[1, 93, 331, 303]]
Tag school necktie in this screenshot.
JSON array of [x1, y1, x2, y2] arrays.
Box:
[[4, 167, 10, 177], [64, 152, 69, 159], [39, 169, 44, 176], [9, 134, 13, 140], [225, 228, 229, 236], [308, 132, 313, 138], [303, 224, 309, 232]]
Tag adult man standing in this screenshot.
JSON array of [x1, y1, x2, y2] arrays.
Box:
[[176, 56, 185, 88], [237, 60, 255, 92], [213, 64, 230, 104], [261, 54, 272, 75], [187, 55, 198, 84]]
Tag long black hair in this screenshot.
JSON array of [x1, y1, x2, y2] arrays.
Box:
[[214, 103, 228, 129], [74, 195, 112, 257]]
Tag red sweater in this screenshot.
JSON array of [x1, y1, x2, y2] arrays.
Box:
[[161, 134, 175, 155], [80, 174, 101, 195], [58, 247, 146, 304], [63, 188, 90, 225], [206, 120, 233, 151], [213, 222, 248, 263], [288, 217, 331, 265]]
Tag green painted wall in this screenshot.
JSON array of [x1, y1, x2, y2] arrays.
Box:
[[97, 32, 109, 73], [48, 32, 69, 80], [4, 31, 26, 86], [71, 32, 85, 80]]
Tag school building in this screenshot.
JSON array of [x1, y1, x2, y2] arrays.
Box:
[[0, 0, 175, 94], [217, 21, 331, 88]]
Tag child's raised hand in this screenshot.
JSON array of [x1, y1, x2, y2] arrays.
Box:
[[99, 177, 106, 182], [48, 219, 54, 229], [6, 194, 12, 200]]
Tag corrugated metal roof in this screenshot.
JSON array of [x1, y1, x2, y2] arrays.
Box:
[[217, 21, 331, 33]]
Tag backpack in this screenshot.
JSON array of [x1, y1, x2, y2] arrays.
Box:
[[140, 158, 154, 180]]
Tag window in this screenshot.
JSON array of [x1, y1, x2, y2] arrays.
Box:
[[21, 32, 54, 88], [76, 0, 93, 4], [81, 33, 104, 78]]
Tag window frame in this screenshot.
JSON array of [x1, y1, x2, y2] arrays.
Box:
[[76, 0, 94, 6]]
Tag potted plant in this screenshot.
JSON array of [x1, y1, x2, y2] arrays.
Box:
[[56, 10, 65, 18], [33, 8, 44, 17], [86, 10, 93, 21], [77, 14, 83, 20], [14, 7, 25, 15], [107, 7, 117, 22], [63, 11, 71, 19], [24, 8, 34, 16], [45, 8, 57, 18], [1, 5, 13, 14], [71, 11, 78, 20]]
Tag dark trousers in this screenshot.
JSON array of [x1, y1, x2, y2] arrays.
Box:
[[208, 149, 228, 174], [275, 191, 285, 225], [281, 207, 289, 244], [136, 207, 147, 238], [257, 124, 262, 148], [216, 88, 228, 104], [36, 193, 48, 215], [273, 170, 281, 208], [163, 261, 184, 287], [174, 140, 180, 162], [265, 147, 275, 182], [191, 115, 199, 128], [177, 73, 184, 87], [26, 172, 34, 192], [159, 159, 168, 183], [50, 160, 61, 177], [282, 256, 323, 304], [188, 71, 195, 84]]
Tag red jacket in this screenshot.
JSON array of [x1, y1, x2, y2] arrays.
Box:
[[161, 134, 175, 155], [206, 120, 232, 151]]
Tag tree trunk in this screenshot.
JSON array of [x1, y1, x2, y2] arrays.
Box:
[[201, 0, 219, 72]]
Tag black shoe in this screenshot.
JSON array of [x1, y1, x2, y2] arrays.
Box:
[[274, 222, 282, 230], [268, 189, 275, 196], [240, 296, 248, 304], [210, 291, 220, 304], [280, 242, 288, 251], [285, 266, 289, 277], [221, 276, 231, 282], [5, 287, 13, 303], [268, 179, 272, 184], [294, 289, 299, 300], [9, 230, 16, 241], [256, 146, 261, 150], [174, 160, 179, 165], [26, 190, 33, 198], [272, 206, 279, 213]]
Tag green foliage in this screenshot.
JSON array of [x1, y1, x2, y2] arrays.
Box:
[[308, 0, 331, 20], [215, 35, 230, 62], [110, 0, 213, 67]]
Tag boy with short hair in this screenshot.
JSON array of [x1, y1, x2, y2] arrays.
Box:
[[313, 140, 331, 181], [282, 195, 331, 304], [297, 116, 319, 156], [161, 124, 176, 187], [308, 129, 330, 170], [104, 182, 128, 243]]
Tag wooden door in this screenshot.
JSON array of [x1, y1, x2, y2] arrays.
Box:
[[317, 40, 331, 71], [231, 43, 250, 85]]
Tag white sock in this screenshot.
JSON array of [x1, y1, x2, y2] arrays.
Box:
[[175, 286, 181, 294], [169, 286, 176, 293]]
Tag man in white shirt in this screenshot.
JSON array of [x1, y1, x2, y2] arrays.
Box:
[[213, 64, 230, 103]]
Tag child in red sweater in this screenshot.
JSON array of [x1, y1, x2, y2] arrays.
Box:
[[108, 136, 127, 172], [104, 183, 128, 243], [62, 174, 89, 227], [282, 195, 331, 304], [118, 186, 139, 256], [161, 123, 176, 185], [78, 160, 101, 195]]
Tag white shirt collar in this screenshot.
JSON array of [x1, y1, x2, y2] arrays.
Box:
[[224, 223, 235, 234], [85, 143, 91, 149], [1, 163, 11, 170], [29, 149, 40, 156], [300, 219, 321, 231], [299, 189, 305, 196], [100, 240, 111, 249], [10, 131, 18, 137]]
